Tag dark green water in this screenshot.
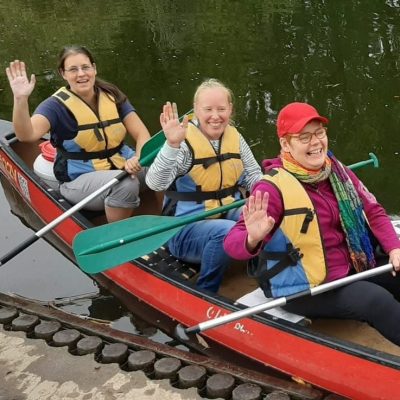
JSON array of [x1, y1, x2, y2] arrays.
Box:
[[1, 0, 400, 211], [0, 0, 400, 331]]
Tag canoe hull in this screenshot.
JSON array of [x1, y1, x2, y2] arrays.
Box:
[[1, 128, 400, 400]]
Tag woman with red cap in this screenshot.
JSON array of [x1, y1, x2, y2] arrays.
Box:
[[224, 102, 400, 345]]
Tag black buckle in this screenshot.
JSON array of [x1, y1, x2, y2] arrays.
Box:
[[301, 209, 314, 234], [287, 245, 303, 265]]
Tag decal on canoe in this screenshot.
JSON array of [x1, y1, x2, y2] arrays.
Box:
[[234, 321, 252, 335], [206, 306, 253, 336], [0, 154, 31, 202], [0, 153, 18, 186], [17, 172, 30, 202]]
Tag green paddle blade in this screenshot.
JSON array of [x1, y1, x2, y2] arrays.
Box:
[[73, 200, 245, 274], [73, 215, 183, 274], [139, 131, 165, 166]]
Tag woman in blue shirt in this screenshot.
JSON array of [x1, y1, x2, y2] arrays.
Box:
[[6, 45, 150, 222]]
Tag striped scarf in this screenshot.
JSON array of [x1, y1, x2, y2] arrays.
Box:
[[281, 151, 376, 272]]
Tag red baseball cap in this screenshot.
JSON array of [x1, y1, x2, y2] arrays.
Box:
[[277, 102, 329, 138]]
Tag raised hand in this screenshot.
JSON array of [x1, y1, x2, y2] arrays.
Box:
[[160, 101, 189, 148], [5, 60, 36, 99], [243, 190, 275, 250]]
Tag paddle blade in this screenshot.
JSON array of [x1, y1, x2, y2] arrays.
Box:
[[139, 131, 166, 166], [73, 215, 182, 274]]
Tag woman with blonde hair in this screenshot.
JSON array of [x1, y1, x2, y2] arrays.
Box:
[[146, 78, 262, 292]]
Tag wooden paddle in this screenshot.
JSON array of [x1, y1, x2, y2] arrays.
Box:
[[73, 153, 379, 274], [175, 263, 394, 339], [0, 110, 192, 267]]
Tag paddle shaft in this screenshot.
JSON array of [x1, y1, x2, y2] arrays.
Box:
[[0, 170, 129, 266], [184, 263, 394, 335]]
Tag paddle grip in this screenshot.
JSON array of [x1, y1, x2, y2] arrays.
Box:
[[185, 326, 201, 335], [347, 152, 379, 171]]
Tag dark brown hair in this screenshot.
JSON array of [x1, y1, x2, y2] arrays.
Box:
[[57, 45, 127, 105]]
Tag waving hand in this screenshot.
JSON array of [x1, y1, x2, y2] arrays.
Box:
[[160, 101, 189, 148], [244, 191, 275, 250], [6, 60, 36, 98]]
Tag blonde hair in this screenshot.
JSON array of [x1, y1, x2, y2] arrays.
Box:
[[193, 78, 233, 105]]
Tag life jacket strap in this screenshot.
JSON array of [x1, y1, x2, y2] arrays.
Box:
[[57, 142, 124, 161], [283, 207, 314, 234], [77, 117, 122, 131], [254, 243, 303, 281], [192, 153, 241, 169], [165, 184, 239, 203]]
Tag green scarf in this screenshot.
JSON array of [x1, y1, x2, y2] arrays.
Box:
[[281, 151, 375, 272]]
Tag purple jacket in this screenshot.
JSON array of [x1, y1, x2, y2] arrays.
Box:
[[224, 158, 400, 282]]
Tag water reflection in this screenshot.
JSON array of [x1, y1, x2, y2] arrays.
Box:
[[0, 182, 170, 343]]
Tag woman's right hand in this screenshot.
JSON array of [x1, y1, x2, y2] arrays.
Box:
[[160, 101, 189, 148], [244, 190, 275, 251], [5, 60, 36, 99]]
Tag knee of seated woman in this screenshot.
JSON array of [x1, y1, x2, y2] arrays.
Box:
[[347, 281, 394, 309], [205, 219, 237, 240]]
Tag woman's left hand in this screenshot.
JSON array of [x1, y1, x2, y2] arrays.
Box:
[[389, 248, 400, 276], [124, 156, 142, 176]]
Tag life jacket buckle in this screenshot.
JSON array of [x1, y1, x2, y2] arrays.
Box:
[[287, 245, 303, 266], [301, 209, 314, 234]]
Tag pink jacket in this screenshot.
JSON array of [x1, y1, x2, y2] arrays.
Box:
[[224, 158, 400, 282]]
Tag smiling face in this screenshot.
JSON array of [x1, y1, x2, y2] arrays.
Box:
[[194, 87, 233, 140], [60, 53, 97, 99], [280, 120, 328, 170]]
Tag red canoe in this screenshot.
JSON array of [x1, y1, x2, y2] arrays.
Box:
[[1, 119, 400, 400]]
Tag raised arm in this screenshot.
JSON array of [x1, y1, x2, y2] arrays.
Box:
[[5, 60, 50, 142]]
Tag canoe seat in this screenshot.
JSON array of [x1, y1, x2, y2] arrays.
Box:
[[235, 288, 308, 325], [141, 246, 200, 281]]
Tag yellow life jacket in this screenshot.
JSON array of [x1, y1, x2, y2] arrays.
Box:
[[165, 123, 244, 217], [249, 168, 327, 297], [53, 87, 129, 177]]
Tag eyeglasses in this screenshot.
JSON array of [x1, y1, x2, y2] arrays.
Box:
[[288, 127, 327, 144], [64, 65, 94, 74]]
